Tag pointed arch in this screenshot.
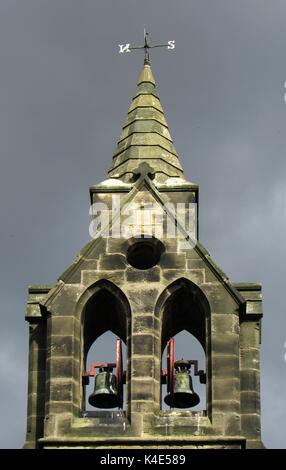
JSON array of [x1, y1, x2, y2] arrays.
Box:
[[78, 280, 131, 362], [155, 277, 211, 352]]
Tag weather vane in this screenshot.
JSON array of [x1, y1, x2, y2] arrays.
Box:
[[118, 28, 175, 63]]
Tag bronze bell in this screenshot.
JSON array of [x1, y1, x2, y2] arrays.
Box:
[[88, 366, 118, 409], [164, 360, 200, 408]]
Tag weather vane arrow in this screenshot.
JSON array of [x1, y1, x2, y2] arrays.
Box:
[[118, 28, 175, 63]]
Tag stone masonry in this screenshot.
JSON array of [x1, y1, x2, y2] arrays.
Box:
[[24, 62, 264, 449]]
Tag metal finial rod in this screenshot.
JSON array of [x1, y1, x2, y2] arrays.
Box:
[[144, 30, 150, 63]]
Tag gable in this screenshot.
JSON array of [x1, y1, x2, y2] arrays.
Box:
[[39, 173, 244, 315]]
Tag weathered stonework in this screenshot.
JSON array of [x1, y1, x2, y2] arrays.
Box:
[[24, 62, 264, 449]]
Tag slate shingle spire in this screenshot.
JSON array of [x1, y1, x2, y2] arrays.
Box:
[[108, 62, 184, 183]]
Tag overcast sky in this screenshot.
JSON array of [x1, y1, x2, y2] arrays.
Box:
[[0, 0, 285, 449]]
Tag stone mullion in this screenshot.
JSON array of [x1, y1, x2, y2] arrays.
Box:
[[44, 315, 76, 438], [129, 310, 158, 436], [211, 313, 241, 437]]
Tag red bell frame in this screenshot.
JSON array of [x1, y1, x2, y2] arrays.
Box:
[[162, 337, 206, 398], [84, 339, 124, 409]]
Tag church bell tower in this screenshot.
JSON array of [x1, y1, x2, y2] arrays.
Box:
[[24, 57, 264, 449]]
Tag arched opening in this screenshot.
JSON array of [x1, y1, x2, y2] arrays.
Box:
[[85, 331, 127, 412], [81, 281, 131, 415], [158, 278, 210, 413]]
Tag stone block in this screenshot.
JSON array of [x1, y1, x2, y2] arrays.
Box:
[[142, 412, 155, 433], [211, 412, 225, 431], [81, 269, 124, 287], [133, 315, 154, 334], [50, 286, 79, 316], [204, 267, 221, 283], [211, 334, 239, 356], [211, 314, 239, 335], [126, 266, 161, 283], [184, 248, 201, 260], [224, 413, 241, 436], [47, 357, 74, 379], [240, 321, 260, 348], [99, 253, 127, 270], [30, 347, 47, 372], [131, 379, 156, 401], [27, 392, 46, 415], [49, 335, 74, 357], [106, 238, 126, 254], [43, 414, 57, 438], [240, 369, 260, 392], [72, 359, 81, 382], [132, 357, 155, 378], [240, 348, 260, 370], [82, 235, 107, 259], [185, 269, 205, 284], [241, 413, 261, 439], [132, 334, 154, 356], [29, 371, 46, 394], [49, 380, 73, 402], [154, 337, 161, 359], [212, 400, 240, 413], [201, 284, 237, 314], [212, 378, 240, 401], [212, 354, 239, 378], [161, 269, 186, 283], [26, 303, 42, 318], [56, 414, 72, 435], [159, 253, 186, 269], [245, 301, 263, 316], [246, 439, 264, 449], [130, 412, 143, 436], [128, 288, 160, 314], [46, 401, 73, 414], [234, 286, 262, 301], [164, 238, 179, 252], [241, 391, 260, 414], [25, 415, 45, 443], [186, 258, 205, 270], [49, 316, 74, 336], [132, 401, 156, 414], [65, 260, 98, 284]]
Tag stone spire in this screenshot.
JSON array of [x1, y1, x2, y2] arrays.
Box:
[[108, 63, 184, 183]]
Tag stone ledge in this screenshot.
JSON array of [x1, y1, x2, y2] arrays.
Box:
[[38, 435, 246, 449]]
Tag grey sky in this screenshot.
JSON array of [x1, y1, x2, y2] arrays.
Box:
[[0, 0, 285, 448]]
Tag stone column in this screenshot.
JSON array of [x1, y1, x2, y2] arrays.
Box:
[[23, 321, 47, 448], [240, 319, 263, 448]]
